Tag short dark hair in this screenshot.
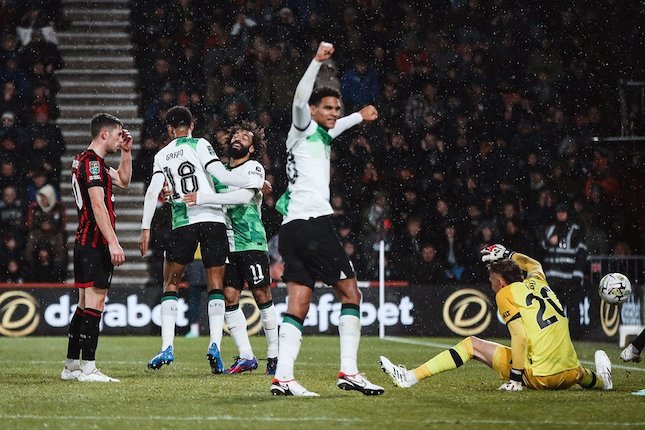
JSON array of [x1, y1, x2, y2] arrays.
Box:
[[90, 113, 122, 138], [308, 87, 341, 106], [224, 120, 267, 160], [489, 259, 523, 284], [166, 106, 193, 128]]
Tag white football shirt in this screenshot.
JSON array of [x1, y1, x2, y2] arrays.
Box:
[[152, 136, 225, 227]]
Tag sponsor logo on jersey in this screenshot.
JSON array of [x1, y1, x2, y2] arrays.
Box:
[[207, 145, 215, 155], [89, 161, 100, 175]]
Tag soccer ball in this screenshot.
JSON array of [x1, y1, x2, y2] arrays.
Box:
[[598, 273, 632, 305]]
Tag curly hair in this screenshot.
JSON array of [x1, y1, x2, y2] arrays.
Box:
[[223, 120, 267, 160]]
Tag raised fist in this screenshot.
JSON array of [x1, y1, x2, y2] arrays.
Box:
[[315, 42, 334, 62]]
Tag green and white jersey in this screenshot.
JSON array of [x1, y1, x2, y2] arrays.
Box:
[[275, 57, 363, 225], [152, 136, 225, 229], [214, 160, 268, 252], [276, 121, 333, 223], [276, 114, 362, 225]]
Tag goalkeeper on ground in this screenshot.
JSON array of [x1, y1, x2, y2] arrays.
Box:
[[380, 245, 613, 391]]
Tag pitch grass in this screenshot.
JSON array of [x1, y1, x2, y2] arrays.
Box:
[[1, 336, 645, 430]]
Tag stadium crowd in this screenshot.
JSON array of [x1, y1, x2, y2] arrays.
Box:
[[0, 0, 67, 282], [0, 0, 642, 286], [129, 0, 642, 286]]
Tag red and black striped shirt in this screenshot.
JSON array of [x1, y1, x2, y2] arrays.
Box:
[[71, 149, 115, 247]]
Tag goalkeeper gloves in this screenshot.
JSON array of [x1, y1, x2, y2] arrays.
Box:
[[480, 244, 514, 263], [498, 380, 523, 391], [498, 368, 524, 391]]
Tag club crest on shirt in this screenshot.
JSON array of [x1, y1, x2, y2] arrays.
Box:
[[89, 161, 100, 175]]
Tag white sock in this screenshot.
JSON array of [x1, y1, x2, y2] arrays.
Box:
[[81, 360, 96, 374], [405, 370, 419, 385], [225, 307, 254, 359], [65, 358, 81, 371], [208, 296, 225, 347], [161, 298, 178, 350], [339, 314, 361, 375], [275, 320, 302, 381], [260, 303, 279, 358]]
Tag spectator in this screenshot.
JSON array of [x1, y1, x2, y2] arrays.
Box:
[[25, 183, 65, 233], [390, 215, 427, 278], [0, 232, 23, 272], [0, 133, 23, 169], [340, 57, 380, 112], [24, 168, 50, 205], [27, 243, 65, 282], [2, 258, 24, 283], [25, 132, 62, 184], [257, 44, 299, 124], [18, 29, 64, 75], [0, 111, 25, 144], [409, 243, 448, 284], [16, 6, 59, 46], [0, 184, 25, 238], [540, 203, 588, 335], [404, 81, 444, 133], [0, 159, 22, 192], [26, 96, 63, 150], [0, 83, 26, 125], [27, 84, 59, 120], [24, 210, 67, 269], [436, 223, 468, 282]]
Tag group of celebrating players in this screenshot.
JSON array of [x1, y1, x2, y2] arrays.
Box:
[[61, 42, 640, 396]]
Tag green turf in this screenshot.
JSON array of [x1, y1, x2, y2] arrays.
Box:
[[1, 336, 644, 430]]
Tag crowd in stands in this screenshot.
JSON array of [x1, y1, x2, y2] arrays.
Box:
[[0, 0, 67, 282], [130, 0, 642, 285], [1, 0, 642, 285]]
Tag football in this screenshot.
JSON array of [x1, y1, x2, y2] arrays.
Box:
[[598, 273, 632, 305]]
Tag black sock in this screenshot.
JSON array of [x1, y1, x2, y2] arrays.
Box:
[[66, 307, 84, 360], [633, 329, 645, 352], [80, 308, 102, 361]]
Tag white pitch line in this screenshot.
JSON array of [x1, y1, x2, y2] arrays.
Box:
[[383, 336, 645, 373], [383, 336, 453, 349], [1, 415, 643, 427]]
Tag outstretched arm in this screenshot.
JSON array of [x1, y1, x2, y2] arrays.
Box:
[[329, 105, 378, 139], [206, 160, 264, 189], [292, 42, 334, 130], [182, 188, 255, 206]]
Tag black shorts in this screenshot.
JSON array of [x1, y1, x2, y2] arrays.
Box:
[[278, 215, 355, 288], [166, 222, 228, 267], [224, 250, 271, 290], [74, 242, 113, 289]]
